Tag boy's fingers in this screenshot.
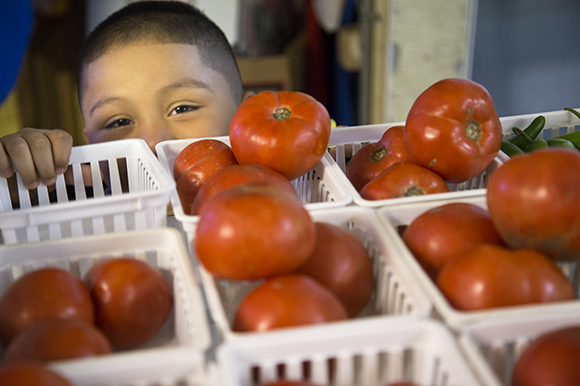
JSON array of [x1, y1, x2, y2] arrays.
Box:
[[0, 134, 39, 189], [20, 129, 58, 186], [46, 129, 73, 174], [0, 143, 15, 178]]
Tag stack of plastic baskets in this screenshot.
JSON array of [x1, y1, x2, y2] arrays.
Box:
[[0, 139, 175, 244], [0, 228, 213, 386]]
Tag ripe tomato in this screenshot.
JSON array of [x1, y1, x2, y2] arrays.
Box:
[[233, 275, 348, 332], [487, 148, 580, 261], [0, 362, 74, 386], [195, 183, 316, 280], [359, 162, 449, 200], [295, 222, 374, 317], [191, 164, 297, 215], [83, 257, 173, 350], [0, 267, 94, 347], [512, 325, 580, 386], [403, 202, 504, 279], [229, 91, 331, 180], [4, 317, 112, 362], [173, 139, 238, 215], [437, 244, 574, 311], [346, 125, 408, 191], [404, 78, 502, 183]]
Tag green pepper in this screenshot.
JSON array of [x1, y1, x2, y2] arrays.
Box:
[[546, 138, 577, 150], [507, 115, 546, 150], [528, 139, 548, 151], [500, 140, 525, 157]]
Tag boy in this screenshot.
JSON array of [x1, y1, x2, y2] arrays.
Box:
[[0, 1, 253, 190]]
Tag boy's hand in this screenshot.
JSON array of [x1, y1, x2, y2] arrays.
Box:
[[0, 128, 73, 189]]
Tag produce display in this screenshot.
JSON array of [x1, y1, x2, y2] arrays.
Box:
[[0, 362, 74, 386]]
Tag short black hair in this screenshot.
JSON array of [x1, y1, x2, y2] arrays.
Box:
[[78, 1, 242, 104]]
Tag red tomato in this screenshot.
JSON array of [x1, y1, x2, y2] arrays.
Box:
[[487, 148, 580, 261], [229, 91, 331, 180], [0, 362, 74, 386], [173, 139, 238, 215], [233, 275, 348, 332], [295, 222, 374, 317], [191, 164, 297, 215], [404, 78, 502, 183], [359, 162, 449, 200], [0, 267, 94, 347], [347, 125, 409, 191], [195, 183, 316, 280], [512, 325, 580, 386], [83, 258, 173, 350], [4, 317, 112, 362], [437, 244, 574, 311], [403, 202, 504, 279]]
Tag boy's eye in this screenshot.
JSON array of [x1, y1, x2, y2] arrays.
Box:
[[170, 105, 198, 115], [105, 118, 133, 129]]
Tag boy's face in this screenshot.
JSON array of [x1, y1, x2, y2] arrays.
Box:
[[81, 42, 242, 153]]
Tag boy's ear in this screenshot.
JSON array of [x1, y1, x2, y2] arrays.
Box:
[[241, 91, 255, 103]]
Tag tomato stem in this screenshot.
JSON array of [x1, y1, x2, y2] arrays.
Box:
[[371, 146, 387, 162], [465, 120, 482, 142], [273, 107, 291, 121], [404, 185, 425, 196]]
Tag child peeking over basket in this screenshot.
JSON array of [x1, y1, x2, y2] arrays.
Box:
[[0, 1, 254, 191]]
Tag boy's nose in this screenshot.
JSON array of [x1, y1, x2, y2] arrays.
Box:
[[141, 125, 176, 155]]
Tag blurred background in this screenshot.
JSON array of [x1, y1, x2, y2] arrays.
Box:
[[1, 0, 580, 146]]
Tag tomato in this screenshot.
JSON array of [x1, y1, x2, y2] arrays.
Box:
[[0, 362, 74, 386], [487, 148, 580, 261], [173, 139, 238, 215], [233, 275, 348, 332], [229, 91, 331, 180], [295, 222, 374, 317], [83, 257, 173, 350], [346, 125, 408, 191], [404, 78, 502, 183], [402, 202, 504, 279], [437, 244, 574, 311], [195, 183, 316, 280], [512, 325, 580, 386], [359, 162, 449, 200], [4, 317, 112, 362], [191, 164, 297, 215], [0, 267, 94, 347]]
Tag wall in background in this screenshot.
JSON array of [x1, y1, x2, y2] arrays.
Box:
[[471, 0, 580, 117]]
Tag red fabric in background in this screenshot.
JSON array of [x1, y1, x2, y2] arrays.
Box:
[[305, 0, 330, 109]]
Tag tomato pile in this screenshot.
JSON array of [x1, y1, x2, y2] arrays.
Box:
[[0, 258, 172, 363], [346, 78, 503, 199]]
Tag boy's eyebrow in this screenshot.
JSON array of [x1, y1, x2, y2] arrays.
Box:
[[159, 78, 211, 95], [89, 97, 122, 118]]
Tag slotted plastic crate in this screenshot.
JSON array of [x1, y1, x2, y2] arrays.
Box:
[[0, 228, 213, 386], [327, 123, 506, 208], [458, 312, 580, 386], [197, 206, 432, 342], [376, 195, 580, 332], [156, 136, 353, 246], [499, 107, 580, 143], [217, 317, 484, 386], [0, 139, 175, 244]]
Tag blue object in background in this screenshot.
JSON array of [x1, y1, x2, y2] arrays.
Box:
[[0, 0, 34, 105]]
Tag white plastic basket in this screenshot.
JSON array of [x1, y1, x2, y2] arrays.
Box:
[[155, 136, 353, 246], [0, 228, 213, 386], [198, 206, 433, 342], [327, 123, 506, 208], [0, 139, 175, 244], [216, 317, 484, 386], [458, 311, 580, 386], [376, 195, 580, 332], [499, 107, 580, 142]]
